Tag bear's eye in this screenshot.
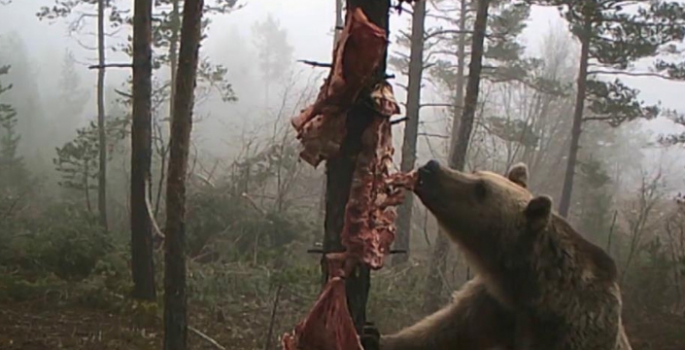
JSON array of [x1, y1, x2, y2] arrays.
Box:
[[474, 180, 487, 199]]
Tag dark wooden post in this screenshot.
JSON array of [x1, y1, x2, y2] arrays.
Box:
[[322, 0, 390, 334]]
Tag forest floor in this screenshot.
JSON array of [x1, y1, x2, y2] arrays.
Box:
[[0, 301, 159, 350], [1, 299, 685, 350], [623, 310, 685, 350], [0, 298, 291, 350]]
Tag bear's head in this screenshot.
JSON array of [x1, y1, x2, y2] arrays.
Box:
[[414, 160, 553, 262]]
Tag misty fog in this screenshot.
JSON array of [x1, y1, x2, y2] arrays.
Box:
[[2, 0, 685, 192], [2, 0, 685, 349]]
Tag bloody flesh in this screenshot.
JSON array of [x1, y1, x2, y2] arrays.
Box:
[[291, 7, 387, 167], [343, 81, 407, 269], [282, 5, 416, 350]]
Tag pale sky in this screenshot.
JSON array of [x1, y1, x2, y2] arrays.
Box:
[[2, 1, 683, 115]]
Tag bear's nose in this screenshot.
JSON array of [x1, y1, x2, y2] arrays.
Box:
[[421, 160, 441, 174]]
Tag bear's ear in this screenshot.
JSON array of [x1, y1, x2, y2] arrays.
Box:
[[525, 195, 553, 230], [507, 162, 529, 188]]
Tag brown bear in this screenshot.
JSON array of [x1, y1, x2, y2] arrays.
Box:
[[373, 160, 631, 350]]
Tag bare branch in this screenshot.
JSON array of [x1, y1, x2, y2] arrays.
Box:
[[587, 69, 680, 81], [241, 192, 269, 218], [74, 37, 98, 51], [114, 88, 133, 99], [192, 171, 215, 187], [420, 103, 454, 109], [418, 132, 449, 139], [145, 181, 165, 239], [189, 326, 226, 350], [390, 116, 409, 125], [424, 29, 474, 41], [298, 60, 331, 68], [264, 285, 283, 350], [0, 194, 24, 223], [582, 116, 615, 122], [423, 62, 437, 70], [88, 63, 133, 70]]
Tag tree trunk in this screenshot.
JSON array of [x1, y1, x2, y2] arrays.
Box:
[[169, 0, 180, 120], [97, 0, 108, 232], [449, 0, 468, 152], [449, 0, 487, 170], [85, 163, 92, 213], [454, 0, 470, 283], [321, 0, 390, 333], [131, 0, 156, 302], [558, 19, 591, 218], [423, 0, 490, 314], [163, 0, 203, 348], [333, 0, 344, 44], [318, 0, 345, 227], [155, 0, 180, 214], [393, 0, 426, 266]]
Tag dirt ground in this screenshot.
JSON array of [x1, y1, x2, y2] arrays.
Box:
[[623, 310, 685, 350], [0, 300, 272, 350], [0, 302, 159, 350], [1, 300, 684, 350]]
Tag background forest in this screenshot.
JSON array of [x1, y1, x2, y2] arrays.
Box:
[[2, 0, 685, 349]]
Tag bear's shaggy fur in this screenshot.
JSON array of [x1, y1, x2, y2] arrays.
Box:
[[378, 160, 631, 350]]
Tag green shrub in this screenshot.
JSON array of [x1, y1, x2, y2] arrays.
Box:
[[185, 184, 317, 264], [1, 203, 111, 281], [0, 273, 67, 302]]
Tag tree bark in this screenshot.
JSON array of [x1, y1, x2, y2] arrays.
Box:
[[449, 0, 488, 171], [393, 0, 426, 266], [321, 0, 390, 333], [318, 0, 344, 227], [333, 0, 344, 44], [423, 0, 490, 314], [131, 0, 156, 302], [163, 0, 203, 348], [85, 163, 92, 213], [154, 0, 180, 214], [151, 0, 180, 213], [97, 0, 108, 232], [449, 0, 468, 154], [558, 18, 591, 218], [169, 0, 180, 120]]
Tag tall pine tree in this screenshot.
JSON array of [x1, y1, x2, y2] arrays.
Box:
[[164, 0, 205, 347], [130, 0, 157, 302], [530, 0, 685, 217], [0, 64, 26, 200]]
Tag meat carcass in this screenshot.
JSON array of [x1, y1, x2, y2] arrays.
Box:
[[282, 6, 417, 350], [291, 7, 387, 167]]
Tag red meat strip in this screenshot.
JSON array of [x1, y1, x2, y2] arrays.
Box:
[[282, 6, 419, 350], [281, 83, 417, 350], [291, 7, 387, 167], [343, 82, 402, 269], [282, 254, 363, 350]]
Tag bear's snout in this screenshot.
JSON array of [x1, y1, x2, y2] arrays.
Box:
[[417, 160, 440, 188], [420, 160, 441, 174], [416, 160, 442, 199]]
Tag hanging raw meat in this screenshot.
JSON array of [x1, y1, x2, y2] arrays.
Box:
[[343, 81, 404, 269], [281, 254, 362, 350], [282, 6, 417, 350], [291, 6, 387, 167]]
